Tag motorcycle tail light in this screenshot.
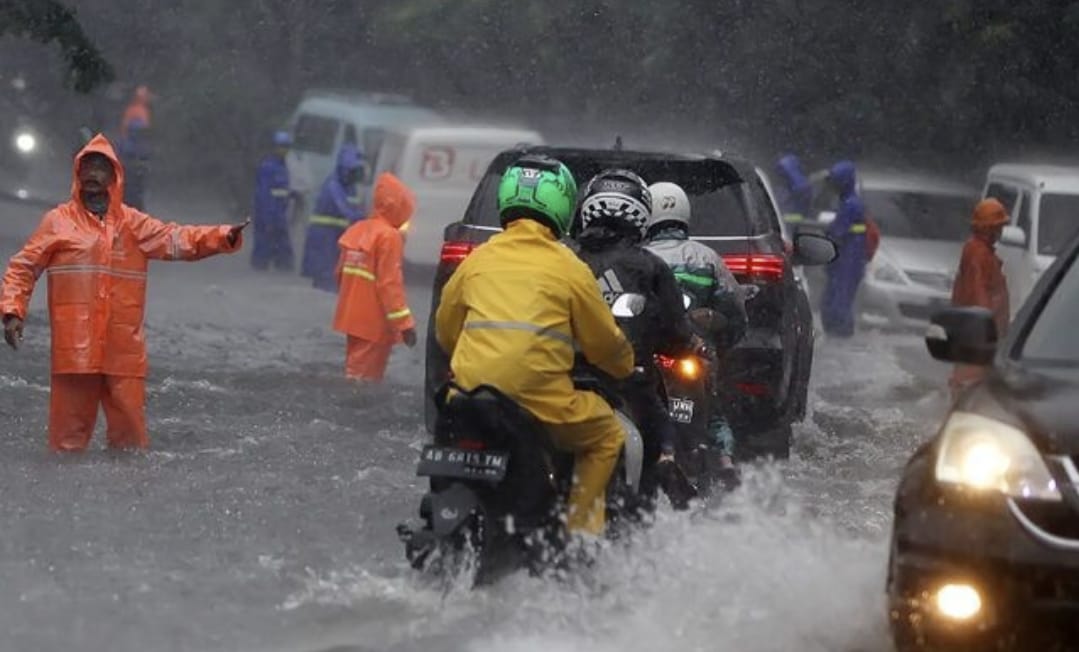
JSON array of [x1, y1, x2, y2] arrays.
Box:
[[456, 438, 486, 451], [655, 354, 676, 369], [677, 357, 702, 381]]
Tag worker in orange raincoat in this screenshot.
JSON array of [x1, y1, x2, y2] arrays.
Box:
[[0, 134, 249, 452], [949, 198, 1010, 399], [120, 85, 152, 139], [333, 172, 418, 381]]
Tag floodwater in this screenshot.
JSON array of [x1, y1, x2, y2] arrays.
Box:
[[0, 192, 953, 652]]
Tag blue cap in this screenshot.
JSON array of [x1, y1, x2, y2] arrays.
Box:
[[273, 130, 293, 147]]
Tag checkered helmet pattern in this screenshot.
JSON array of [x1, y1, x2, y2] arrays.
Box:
[[579, 169, 653, 239]]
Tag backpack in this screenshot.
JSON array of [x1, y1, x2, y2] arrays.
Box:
[[865, 215, 881, 262]]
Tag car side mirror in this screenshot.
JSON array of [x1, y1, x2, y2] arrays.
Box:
[[1001, 225, 1027, 248], [792, 232, 838, 266], [925, 307, 998, 365]]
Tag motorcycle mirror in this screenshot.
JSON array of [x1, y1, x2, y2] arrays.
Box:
[[740, 284, 761, 301], [611, 293, 646, 318]]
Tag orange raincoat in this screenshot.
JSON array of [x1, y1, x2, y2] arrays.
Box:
[[0, 134, 242, 450], [949, 206, 1010, 395], [333, 173, 416, 380], [120, 86, 151, 139]]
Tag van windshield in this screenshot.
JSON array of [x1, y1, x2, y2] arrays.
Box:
[[862, 190, 974, 241], [292, 114, 339, 155], [1038, 193, 1079, 256]]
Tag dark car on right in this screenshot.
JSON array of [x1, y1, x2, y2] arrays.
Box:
[[888, 232, 1079, 650], [423, 146, 837, 460]]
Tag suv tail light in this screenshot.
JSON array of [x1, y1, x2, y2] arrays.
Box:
[[440, 241, 477, 265], [721, 253, 785, 283]]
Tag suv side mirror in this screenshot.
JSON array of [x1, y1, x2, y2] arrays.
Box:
[[925, 307, 998, 365], [1001, 225, 1027, 248], [792, 232, 838, 266]]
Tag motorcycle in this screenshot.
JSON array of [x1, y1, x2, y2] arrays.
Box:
[[396, 292, 650, 587], [658, 285, 759, 494]]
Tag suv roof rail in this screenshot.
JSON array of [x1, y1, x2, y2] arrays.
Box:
[[301, 88, 419, 106]]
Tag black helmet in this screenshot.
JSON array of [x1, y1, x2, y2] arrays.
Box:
[[578, 168, 652, 241]]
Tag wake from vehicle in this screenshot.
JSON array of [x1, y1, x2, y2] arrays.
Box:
[[281, 466, 890, 652]]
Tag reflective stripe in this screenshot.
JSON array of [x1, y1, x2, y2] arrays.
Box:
[[463, 320, 573, 346], [784, 213, 806, 223], [46, 264, 147, 281], [341, 265, 375, 281], [270, 188, 290, 198], [674, 271, 716, 288], [309, 215, 350, 228], [347, 195, 361, 205], [849, 223, 867, 234], [387, 308, 412, 320]]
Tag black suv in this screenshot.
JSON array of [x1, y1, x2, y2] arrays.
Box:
[[423, 146, 837, 458], [888, 233, 1079, 650]]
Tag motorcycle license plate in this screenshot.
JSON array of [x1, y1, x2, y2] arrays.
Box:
[[669, 398, 695, 424], [416, 445, 510, 481]]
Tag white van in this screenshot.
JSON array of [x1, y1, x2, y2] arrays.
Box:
[[981, 164, 1079, 315], [284, 90, 444, 200], [373, 125, 545, 265]]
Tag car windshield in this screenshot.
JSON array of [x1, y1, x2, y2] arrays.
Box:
[[862, 189, 973, 241], [1020, 250, 1079, 365], [1037, 193, 1079, 256], [465, 154, 762, 237]]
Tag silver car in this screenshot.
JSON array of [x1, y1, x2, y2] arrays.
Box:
[[807, 170, 979, 330]]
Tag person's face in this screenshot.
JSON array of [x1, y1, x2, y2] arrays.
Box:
[[78, 154, 115, 194]]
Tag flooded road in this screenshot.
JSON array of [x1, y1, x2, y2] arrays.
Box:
[[0, 194, 953, 652]]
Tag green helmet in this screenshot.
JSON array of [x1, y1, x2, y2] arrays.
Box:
[[497, 155, 577, 237]]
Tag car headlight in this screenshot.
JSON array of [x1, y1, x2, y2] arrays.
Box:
[[872, 258, 906, 285], [935, 412, 1061, 501], [14, 131, 36, 154]]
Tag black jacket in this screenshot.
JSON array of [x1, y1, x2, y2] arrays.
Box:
[[572, 225, 694, 366]]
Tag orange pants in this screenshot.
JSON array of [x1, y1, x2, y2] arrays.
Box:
[[49, 374, 147, 451], [345, 335, 393, 381]]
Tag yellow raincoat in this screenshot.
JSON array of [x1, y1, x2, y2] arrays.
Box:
[[435, 219, 634, 534]]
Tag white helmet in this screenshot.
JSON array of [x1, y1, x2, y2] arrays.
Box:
[[646, 182, 691, 233]]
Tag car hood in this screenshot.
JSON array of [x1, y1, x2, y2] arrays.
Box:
[[964, 363, 1079, 454], [880, 237, 963, 273]]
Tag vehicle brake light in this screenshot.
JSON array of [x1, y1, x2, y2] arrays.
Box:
[[440, 241, 476, 265], [654, 354, 702, 381], [456, 438, 486, 450], [677, 357, 702, 381], [722, 253, 785, 283]]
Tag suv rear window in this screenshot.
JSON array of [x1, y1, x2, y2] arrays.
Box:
[[292, 114, 339, 155], [464, 153, 764, 237]]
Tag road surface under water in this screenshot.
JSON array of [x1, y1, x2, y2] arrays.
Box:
[[0, 193, 954, 652]]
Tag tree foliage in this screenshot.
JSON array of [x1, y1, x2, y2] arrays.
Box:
[[0, 0, 113, 92], [18, 0, 1079, 203]]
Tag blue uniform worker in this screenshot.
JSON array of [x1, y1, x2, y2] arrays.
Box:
[[301, 144, 365, 292], [821, 160, 867, 337], [251, 130, 295, 271], [117, 117, 151, 211], [774, 153, 813, 224]]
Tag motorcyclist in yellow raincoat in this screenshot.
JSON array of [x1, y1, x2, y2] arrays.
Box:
[[435, 155, 634, 536]]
